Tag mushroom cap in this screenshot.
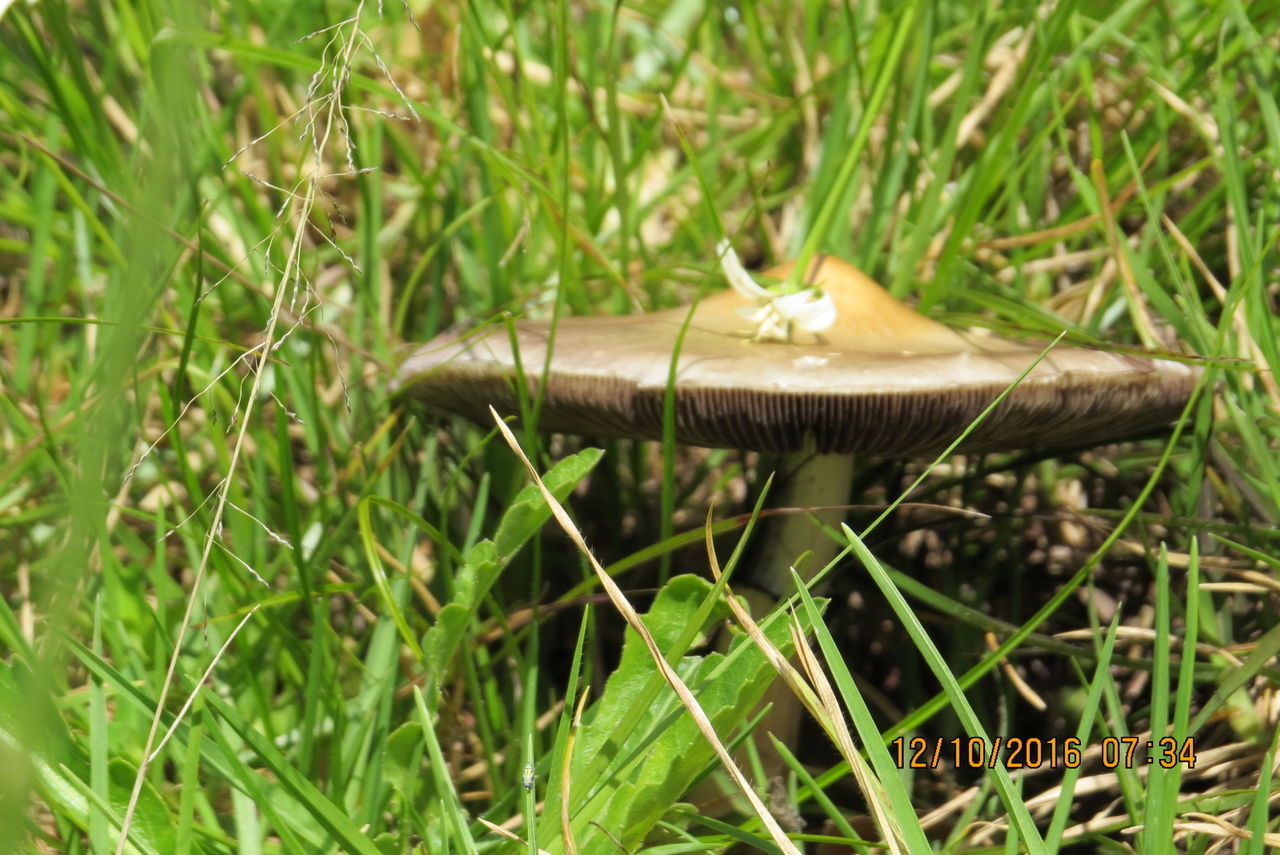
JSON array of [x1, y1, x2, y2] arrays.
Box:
[[395, 255, 1198, 455]]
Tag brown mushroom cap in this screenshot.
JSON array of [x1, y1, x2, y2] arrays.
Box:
[[395, 255, 1198, 456]]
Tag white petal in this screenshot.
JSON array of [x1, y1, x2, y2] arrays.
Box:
[[719, 240, 840, 340], [717, 239, 770, 300], [755, 315, 789, 342], [774, 290, 836, 331]]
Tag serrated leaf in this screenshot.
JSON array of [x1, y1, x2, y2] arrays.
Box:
[[492, 447, 602, 556], [421, 449, 601, 688]]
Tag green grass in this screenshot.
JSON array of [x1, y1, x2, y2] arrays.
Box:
[[2, 0, 1279, 853]]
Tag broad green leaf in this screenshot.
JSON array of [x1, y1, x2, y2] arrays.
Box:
[[108, 759, 176, 855], [542, 574, 815, 855], [382, 722, 425, 801]]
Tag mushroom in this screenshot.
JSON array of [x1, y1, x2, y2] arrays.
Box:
[[395, 253, 1199, 598]]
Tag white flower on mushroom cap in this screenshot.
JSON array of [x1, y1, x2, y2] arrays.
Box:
[[717, 239, 837, 343]]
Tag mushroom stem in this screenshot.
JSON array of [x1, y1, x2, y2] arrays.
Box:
[[749, 450, 857, 597], [737, 448, 855, 776]]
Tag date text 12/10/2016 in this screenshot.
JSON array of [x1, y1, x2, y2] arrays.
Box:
[[890, 736, 1197, 771]]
